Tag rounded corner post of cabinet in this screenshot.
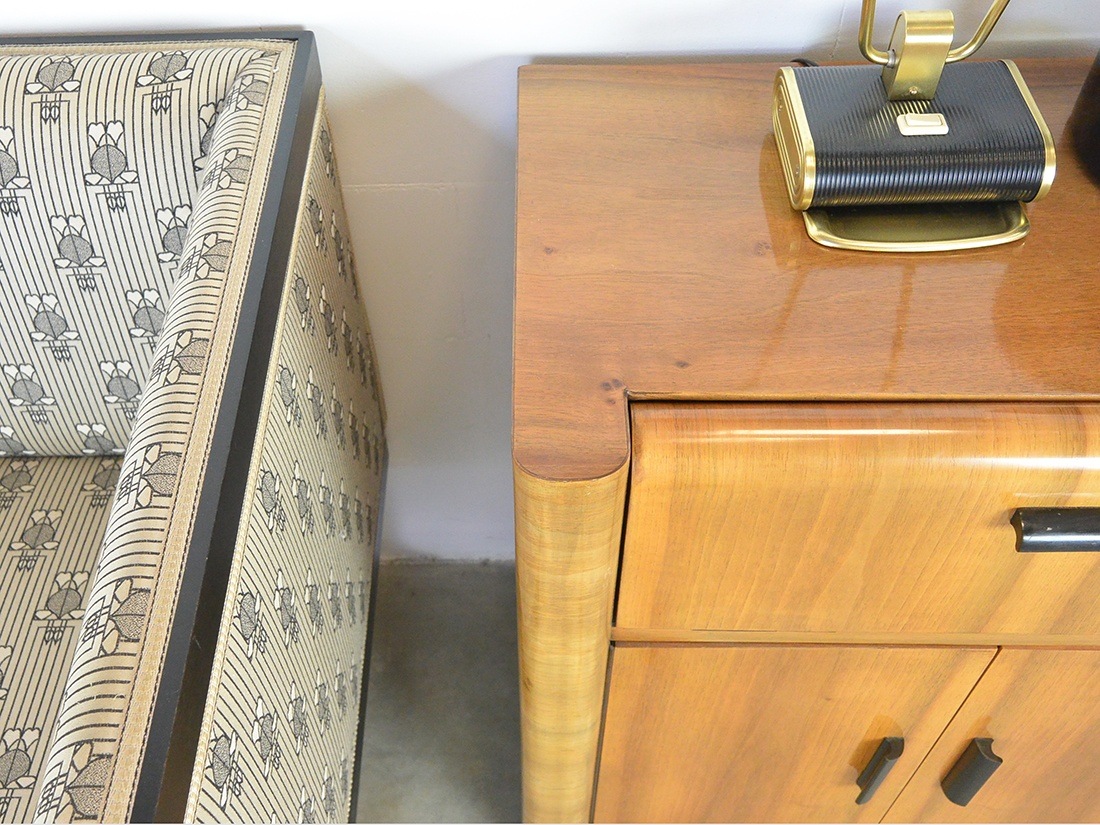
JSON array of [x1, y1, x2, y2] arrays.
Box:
[[514, 461, 629, 822]]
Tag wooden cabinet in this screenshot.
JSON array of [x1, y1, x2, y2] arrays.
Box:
[[514, 59, 1100, 823], [594, 645, 994, 823]]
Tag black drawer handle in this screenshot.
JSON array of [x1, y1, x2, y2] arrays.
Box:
[[941, 738, 1002, 806], [1012, 507, 1100, 552], [855, 737, 904, 804]]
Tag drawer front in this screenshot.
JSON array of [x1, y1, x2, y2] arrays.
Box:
[[619, 403, 1100, 637], [594, 644, 995, 823]]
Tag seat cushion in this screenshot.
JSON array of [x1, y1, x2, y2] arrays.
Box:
[[0, 42, 274, 456], [0, 457, 115, 823]]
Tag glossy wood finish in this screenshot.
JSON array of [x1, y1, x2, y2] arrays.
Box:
[[514, 59, 1100, 484], [514, 462, 628, 822], [594, 644, 995, 823], [885, 649, 1100, 822], [514, 59, 1100, 823], [619, 402, 1100, 638]]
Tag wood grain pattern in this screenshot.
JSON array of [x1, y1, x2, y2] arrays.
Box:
[[594, 644, 995, 823], [619, 402, 1100, 638], [514, 59, 1100, 483], [514, 461, 628, 823], [884, 649, 1100, 822]]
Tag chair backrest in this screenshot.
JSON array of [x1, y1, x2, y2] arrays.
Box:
[[0, 43, 273, 456]]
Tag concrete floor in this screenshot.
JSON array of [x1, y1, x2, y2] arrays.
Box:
[[356, 561, 522, 822]]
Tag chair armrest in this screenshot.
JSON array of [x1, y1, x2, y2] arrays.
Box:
[[184, 89, 385, 824], [35, 36, 304, 823]]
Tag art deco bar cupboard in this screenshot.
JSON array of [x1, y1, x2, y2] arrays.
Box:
[[514, 59, 1100, 823]]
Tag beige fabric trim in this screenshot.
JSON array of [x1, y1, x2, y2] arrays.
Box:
[[32, 39, 295, 823], [184, 88, 385, 823]]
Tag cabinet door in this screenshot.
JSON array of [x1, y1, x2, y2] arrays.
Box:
[[884, 649, 1100, 822], [593, 644, 994, 823]]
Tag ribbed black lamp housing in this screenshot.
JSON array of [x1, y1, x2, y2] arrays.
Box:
[[793, 62, 1048, 207]]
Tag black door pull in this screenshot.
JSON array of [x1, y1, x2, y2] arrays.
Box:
[[1011, 507, 1100, 552], [855, 736, 904, 804], [942, 738, 1002, 806]]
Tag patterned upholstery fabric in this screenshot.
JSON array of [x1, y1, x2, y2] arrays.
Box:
[[0, 457, 117, 822], [0, 43, 275, 457], [185, 92, 384, 823], [0, 35, 384, 824], [20, 40, 299, 822]]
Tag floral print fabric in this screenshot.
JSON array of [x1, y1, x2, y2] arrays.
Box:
[[0, 44, 272, 457]]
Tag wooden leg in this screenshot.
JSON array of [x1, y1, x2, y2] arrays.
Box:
[[514, 461, 629, 823]]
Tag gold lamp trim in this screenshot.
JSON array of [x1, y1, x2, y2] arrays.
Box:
[[1002, 59, 1057, 201], [859, 0, 1012, 66], [802, 201, 1030, 253], [860, 0, 1012, 100], [773, 67, 816, 210]]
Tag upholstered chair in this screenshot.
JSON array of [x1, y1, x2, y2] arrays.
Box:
[[0, 32, 384, 823]]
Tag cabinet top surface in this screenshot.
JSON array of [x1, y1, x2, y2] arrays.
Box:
[[514, 59, 1100, 481]]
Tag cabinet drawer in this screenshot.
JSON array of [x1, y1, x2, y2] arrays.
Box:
[[618, 403, 1100, 637], [594, 643, 994, 823]]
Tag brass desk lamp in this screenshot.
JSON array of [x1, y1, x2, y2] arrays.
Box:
[[773, 0, 1056, 252]]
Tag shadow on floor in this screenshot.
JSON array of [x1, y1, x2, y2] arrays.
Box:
[[356, 560, 521, 823]]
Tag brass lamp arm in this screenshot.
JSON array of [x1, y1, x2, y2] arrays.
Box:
[[859, 0, 1012, 65]]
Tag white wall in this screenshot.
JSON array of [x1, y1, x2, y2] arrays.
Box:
[[9, 1, 1099, 560]]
